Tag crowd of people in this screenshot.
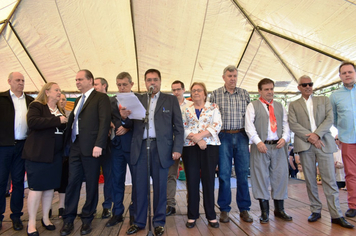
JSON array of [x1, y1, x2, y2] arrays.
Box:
[[1, 62, 356, 236]]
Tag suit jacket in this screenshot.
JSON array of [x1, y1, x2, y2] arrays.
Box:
[[22, 102, 62, 163], [0, 90, 34, 146], [288, 96, 337, 153], [65, 90, 111, 156], [110, 95, 132, 152], [129, 92, 184, 168]]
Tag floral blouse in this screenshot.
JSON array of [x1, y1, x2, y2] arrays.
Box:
[[182, 101, 222, 146]]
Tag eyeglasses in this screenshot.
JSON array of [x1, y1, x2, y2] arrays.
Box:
[[191, 89, 203, 93], [299, 82, 313, 87], [335, 138, 339, 141]]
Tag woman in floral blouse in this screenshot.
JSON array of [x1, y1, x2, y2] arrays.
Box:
[[182, 82, 222, 229]]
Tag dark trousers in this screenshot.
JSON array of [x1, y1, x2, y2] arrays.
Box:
[[111, 144, 133, 216], [182, 145, 219, 220], [100, 139, 112, 209], [63, 139, 101, 224], [0, 141, 25, 221], [131, 140, 168, 228]]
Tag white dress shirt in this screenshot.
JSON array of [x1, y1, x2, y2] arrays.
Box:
[[245, 100, 290, 145], [303, 95, 317, 132], [10, 90, 28, 140]]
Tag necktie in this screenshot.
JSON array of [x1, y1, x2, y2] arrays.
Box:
[[259, 97, 277, 133], [71, 94, 86, 142]]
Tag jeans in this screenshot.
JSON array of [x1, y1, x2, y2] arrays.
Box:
[[217, 131, 251, 212], [110, 145, 132, 216], [0, 142, 25, 221]]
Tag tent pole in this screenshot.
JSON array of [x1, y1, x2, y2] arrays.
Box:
[[0, 0, 22, 36], [9, 21, 47, 83], [258, 27, 345, 62], [130, 0, 141, 92], [232, 0, 298, 83], [236, 28, 255, 69]]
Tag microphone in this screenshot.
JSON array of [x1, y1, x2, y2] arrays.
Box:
[[148, 85, 154, 94]]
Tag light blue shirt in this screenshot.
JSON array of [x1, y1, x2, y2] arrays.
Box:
[[330, 84, 356, 144], [143, 92, 160, 139]]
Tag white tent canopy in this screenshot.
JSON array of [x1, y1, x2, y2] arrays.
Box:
[[1, 0, 355, 94]]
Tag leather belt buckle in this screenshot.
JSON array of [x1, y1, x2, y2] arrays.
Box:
[[221, 128, 244, 134], [264, 140, 279, 145]]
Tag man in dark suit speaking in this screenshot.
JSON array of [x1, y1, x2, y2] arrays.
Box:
[[123, 69, 184, 236], [60, 69, 111, 235]]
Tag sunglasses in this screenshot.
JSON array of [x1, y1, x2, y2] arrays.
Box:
[[299, 82, 313, 87]]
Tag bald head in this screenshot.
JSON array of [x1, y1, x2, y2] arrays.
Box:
[[8, 72, 25, 97]]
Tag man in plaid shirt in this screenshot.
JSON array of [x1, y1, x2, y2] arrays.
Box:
[[210, 65, 253, 223]]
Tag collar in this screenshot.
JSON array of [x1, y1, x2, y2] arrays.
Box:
[[83, 88, 94, 98], [223, 86, 237, 94], [9, 89, 25, 99]]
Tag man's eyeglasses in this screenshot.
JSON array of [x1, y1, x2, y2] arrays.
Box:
[[299, 82, 313, 87], [335, 138, 339, 141]]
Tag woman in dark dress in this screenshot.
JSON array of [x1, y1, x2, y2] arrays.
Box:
[[22, 82, 67, 235]]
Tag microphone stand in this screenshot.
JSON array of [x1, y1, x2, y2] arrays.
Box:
[[143, 91, 154, 236]]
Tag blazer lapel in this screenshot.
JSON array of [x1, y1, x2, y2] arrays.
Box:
[[297, 98, 309, 119], [312, 97, 318, 122], [155, 93, 166, 115], [81, 90, 96, 112]]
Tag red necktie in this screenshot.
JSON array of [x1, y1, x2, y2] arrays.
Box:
[[259, 97, 277, 133]]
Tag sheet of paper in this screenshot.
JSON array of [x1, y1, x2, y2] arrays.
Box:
[[115, 93, 146, 120]]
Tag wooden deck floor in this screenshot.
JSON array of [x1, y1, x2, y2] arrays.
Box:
[[1, 178, 355, 236]]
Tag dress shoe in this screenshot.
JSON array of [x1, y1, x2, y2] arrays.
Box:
[[240, 210, 253, 223], [126, 224, 143, 235], [41, 218, 56, 230], [106, 215, 123, 227], [60, 222, 74, 236], [166, 206, 176, 216], [12, 218, 23, 231], [345, 208, 356, 217], [154, 226, 165, 236], [102, 208, 112, 219], [219, 211, 229, 223], [58, 208, 64, 219], [331, 217, 354, 228], [308, 212, 321, 222], [186, 220, 196, 228], [208, 220, 219, 228], [27, 226, 39, 236], [80, 223, 92, 235]]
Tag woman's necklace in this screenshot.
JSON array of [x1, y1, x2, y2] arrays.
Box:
[[48, 104, 58, 114]]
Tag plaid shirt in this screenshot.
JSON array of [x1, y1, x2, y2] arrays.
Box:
[[210, 86, 250, 130]]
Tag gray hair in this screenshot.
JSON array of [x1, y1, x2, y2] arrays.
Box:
[[223, 65, 237, 75], [298, 75, 312, 84]]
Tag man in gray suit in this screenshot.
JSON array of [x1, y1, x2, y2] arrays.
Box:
[[288, 75, 354, 228]]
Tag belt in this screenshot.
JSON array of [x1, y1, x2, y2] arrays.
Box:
[[220, 128, 245, 134], [14, 139, 25, 144], [145, 138, 156, 141], [264, 140, 279, 145]]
